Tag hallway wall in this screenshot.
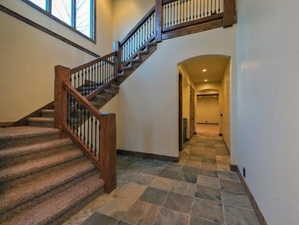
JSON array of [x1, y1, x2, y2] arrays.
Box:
[[104, 27, 235, 158], [234, 0, 299, 224]]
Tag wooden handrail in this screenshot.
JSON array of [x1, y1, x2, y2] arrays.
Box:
[[120, 7, 155, 46], [63, 82, 102, 121], [71, 52, 117, 74]]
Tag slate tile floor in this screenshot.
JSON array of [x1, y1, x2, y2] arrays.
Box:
[[62, 135, 260, 225]]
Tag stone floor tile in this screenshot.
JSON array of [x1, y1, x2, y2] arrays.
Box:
[[159, 166, 185, 182], [216, 155, 230, 164], [222, 192, 253, 209], [153, 207, 190, 225], [150, 176, 176, 191], [195, 185, 221, 203], [197, 175, 221, 189], [80, 212, 119, 225], [171, 180, 197, 197], [220, 180, 246, 194], [140, 187, 168, 206], [190, 216, 219, 225], [224, 206, 260, 225], [191, 199, 224, 224], [163, 192, 194, 213], [217, 171, 240, 183], [121, 200, 159, 225]]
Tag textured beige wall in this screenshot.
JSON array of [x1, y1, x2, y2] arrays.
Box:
[[112, 0, 155, 42], [197, 96, 220, 124], [0, 0, 114, 122]]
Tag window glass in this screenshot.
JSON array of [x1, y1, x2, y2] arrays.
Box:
[[52, 0, 73, 25], [76, 0, 92, 38], [28, 0, 46, 10]]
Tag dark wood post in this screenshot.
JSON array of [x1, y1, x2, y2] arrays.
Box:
[[116, 41, 122, 75], [155, 0, 163, 42], [223, 0, 236, 27], [54, 66, 70, 130], [100, 113, 117, 193]]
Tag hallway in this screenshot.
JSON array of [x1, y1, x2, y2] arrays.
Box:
[[62, 134, 260, 225]]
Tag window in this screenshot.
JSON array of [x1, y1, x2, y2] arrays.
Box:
[[24, 0, 95, 41]]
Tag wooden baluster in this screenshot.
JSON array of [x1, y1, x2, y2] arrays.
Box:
[[55, 66, 70, 130], [223, 0, 236, 27], [100, 113, 117, 193], [155, 0, 163, 42]]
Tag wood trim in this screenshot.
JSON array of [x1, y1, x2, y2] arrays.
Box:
[[100, 113, 117, 193], [63, 82, 102, 121], [21, 0, 96, 43], [162, 19, 223, 40], [0, 5, 100, 58], [231, 165, 269, 225], [223, 0, 237, 27], [155, 0, 163, 42], [71, 52, 117, 73], [197, 93, 219, 97], [120, 7, 155, 46], [163, 13, 224, 33], [117, 149, 179, 162]]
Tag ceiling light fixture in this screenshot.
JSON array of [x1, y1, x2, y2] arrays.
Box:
[[202, 69, 207, 72], [204, 79, 208, 82]]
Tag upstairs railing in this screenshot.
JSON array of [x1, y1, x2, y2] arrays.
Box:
[[70, 52, 118, 98], [118, 0, 235, 64], [55, 66, 116, 193], [54, 0, 235, 193]]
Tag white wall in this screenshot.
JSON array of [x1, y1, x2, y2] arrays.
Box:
[[197, 96, 220, 124], [234, 0, 299, 224], [0, 0, 113, 122], [115, 27, 235, 157]]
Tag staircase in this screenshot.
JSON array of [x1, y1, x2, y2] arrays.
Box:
[[0, 0, 236, 224], [0, 105, 104, 225]]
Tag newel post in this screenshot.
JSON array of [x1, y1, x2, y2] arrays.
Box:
[[155, 0, 163, 42], [223, 0, 236, 27], [100, 113, 117, 193], [54, 66, 71, 130]]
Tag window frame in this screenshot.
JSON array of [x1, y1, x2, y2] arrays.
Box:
[[22, 0, 96, 43]]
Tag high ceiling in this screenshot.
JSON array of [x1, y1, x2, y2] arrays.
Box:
[[179, 55, 230, 84]]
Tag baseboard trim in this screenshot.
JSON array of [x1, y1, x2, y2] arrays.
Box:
[[117, 149, 179, 162], [0, 122, 14, 127], [230, 165, 268, 225]]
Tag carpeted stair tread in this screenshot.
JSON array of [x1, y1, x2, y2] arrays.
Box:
[[0, 148, 82, 182], [27, 117, 54, 123], [0, 138, 72, 159], [0, 127, 59, 140], [1, 173, 104, 225], [41, 109, 55, 117], [0, 158, 95, 213]]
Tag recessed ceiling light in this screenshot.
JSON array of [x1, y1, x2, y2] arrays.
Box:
[[202, 69, 207, 72], [204, 79, 208, 82]]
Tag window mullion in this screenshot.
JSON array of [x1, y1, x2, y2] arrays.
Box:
[[71, 0, 76, 28], [90, 0, 95, 39]]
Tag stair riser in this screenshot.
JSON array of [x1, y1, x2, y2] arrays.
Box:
[[0, 144, 75, 168], [0, 166, 95, 215], [0, 152, 83, 183], [28, 121, 54, 128], [42, 111, 54, 117], [0, 171, 103, 224], [0, 133, 60, 150]]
